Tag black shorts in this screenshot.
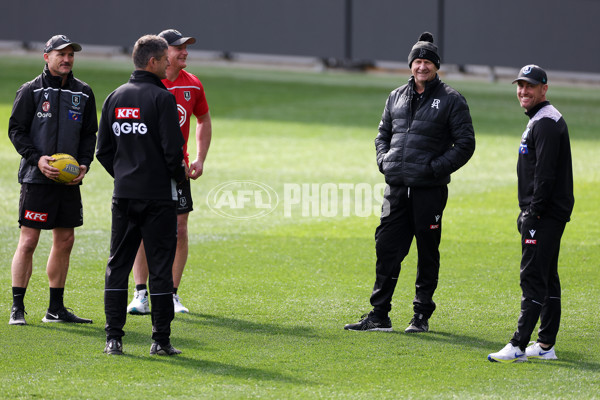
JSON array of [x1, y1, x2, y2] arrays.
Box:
[[176, 179, 193, 214], [18, 183, 83, 229]]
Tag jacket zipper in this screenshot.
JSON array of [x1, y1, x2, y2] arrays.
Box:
[[55, 87, 61, 154]]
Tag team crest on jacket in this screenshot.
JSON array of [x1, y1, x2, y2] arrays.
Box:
[[184, 91, 191, 101], [519, 128, 530, 154], [431, 99, 440, 109], [72, 95, 80, 107]]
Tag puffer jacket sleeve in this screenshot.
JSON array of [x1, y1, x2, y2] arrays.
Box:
[[375, 92, 394, 173], [430, 93, 475, 178]]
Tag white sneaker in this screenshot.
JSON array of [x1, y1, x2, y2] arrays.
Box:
[[173, 294, 189, 313], [488, 343, 528, 363], [127, 290, 150, 315], [526, 342, 557, 360]]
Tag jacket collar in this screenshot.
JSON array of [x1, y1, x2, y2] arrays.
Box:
[[408, 74, 441, 96], [129, 70, 168, 90], [525, 101, 550, 119], [42, 64, 74, 88]]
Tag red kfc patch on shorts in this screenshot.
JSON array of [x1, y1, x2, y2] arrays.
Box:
[[24, 210, 48, 222]]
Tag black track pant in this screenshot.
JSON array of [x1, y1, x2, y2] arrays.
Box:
[[104, 197, 177, 345], [511, 215, 566, 350], [370, 184, 448, 318]]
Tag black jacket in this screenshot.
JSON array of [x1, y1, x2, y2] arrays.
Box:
[[375, 75, 475, 187], [8, 65, 98, 184], [96, 70, 186, 200], [517, 101, 574, 222]]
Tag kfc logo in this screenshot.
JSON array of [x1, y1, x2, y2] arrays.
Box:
[[115, 108, 140, 119], [525, 239, 537, 245], [25, 210, 48, 222]]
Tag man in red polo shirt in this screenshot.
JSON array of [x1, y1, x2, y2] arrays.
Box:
[[127, 29, 212, 315]]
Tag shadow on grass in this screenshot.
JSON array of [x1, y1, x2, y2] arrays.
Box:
[[396, 330, 501, 349], [143, 354, 313, 385], [176, 312, 320, 338], [29, 321, 103, 338], [400, 330, 600, 371], [27, 321, 313, 384]]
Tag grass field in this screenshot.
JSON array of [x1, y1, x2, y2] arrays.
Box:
[[0, 54, 599, 399]]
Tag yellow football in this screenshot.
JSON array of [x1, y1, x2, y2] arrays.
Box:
[[49, 153, 80, 184]]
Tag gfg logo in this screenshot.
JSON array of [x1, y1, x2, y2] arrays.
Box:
[[112, 122, 148, 136], [206, 180, 279, 220]]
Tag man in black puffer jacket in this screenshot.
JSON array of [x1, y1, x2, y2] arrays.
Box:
[[345, 32, 475, 333]]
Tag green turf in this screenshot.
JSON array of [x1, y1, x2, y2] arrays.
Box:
[[0, 55, 599, 399]]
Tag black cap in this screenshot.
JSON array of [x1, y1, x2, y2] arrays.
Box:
[[158, 29, 196, 46], [44, 35, 82, 53], [512, 65, 548, 85], [408, 32, 440, 70]]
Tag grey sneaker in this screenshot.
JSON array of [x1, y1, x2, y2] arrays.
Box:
[[104, 338, 123, 355], [150, 342, 182, 356], [42, 307, 93, 323], [344, 311, 393, 332], [405, 314, 429, 333], [9, 306, 27, 325]]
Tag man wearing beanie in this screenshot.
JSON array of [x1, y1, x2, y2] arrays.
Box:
[[345, 32, 475, 333], [488, 65, 573, 363]]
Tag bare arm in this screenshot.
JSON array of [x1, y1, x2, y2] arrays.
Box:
[[188, 111, 212, 180]]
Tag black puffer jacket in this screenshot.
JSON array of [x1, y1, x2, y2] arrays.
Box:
[[376, 75, 475, 187]]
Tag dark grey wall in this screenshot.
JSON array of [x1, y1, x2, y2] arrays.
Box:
[[443, 0, 600, 72], [1, 0, 598, 73]]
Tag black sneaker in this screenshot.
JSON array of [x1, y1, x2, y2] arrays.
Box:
[[150, 342, 182, 356], [344, 311, 393, 332], [104, 339, 123, 355], [9, 306, 27, 325], [405, 314, 429, 333], [42, 307, 93, 324]]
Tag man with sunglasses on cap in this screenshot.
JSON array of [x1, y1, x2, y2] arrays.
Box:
[[488, 65, 574, 363], [344, 32, 475, 333], [8, 35, 97, 325], [126, 29, 212, 316]]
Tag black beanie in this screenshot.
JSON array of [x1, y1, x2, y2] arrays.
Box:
[[408, 32, 441, 70]]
